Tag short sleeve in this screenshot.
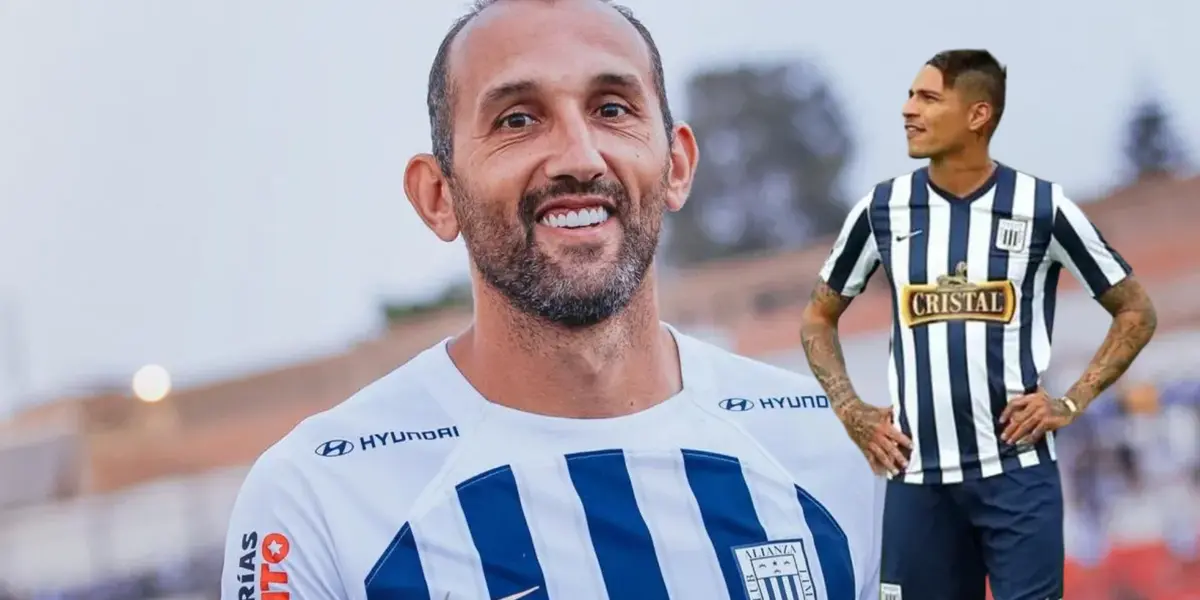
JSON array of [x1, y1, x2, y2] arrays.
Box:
[[1047, 185, 1133, 298], [221, 450, 347, 600], [819, 193, 881, 297]]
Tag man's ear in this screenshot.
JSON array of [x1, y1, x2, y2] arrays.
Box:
[[405, 154, 459, 242], [967, 101, 994, 136], [664, 122, 699, 212]]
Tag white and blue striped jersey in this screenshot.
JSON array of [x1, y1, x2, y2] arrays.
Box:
[[818, 165, 1132, 485], [220, 327, 885, 600]]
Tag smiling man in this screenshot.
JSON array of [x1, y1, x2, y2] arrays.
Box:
[[219, 1, 883, 599], [800, 49, 1157, 600]]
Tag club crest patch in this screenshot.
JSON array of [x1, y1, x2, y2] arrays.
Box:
[[881, 582, 902, 600], [995, 217, 1030, 252], [732, 538, 817, 600]]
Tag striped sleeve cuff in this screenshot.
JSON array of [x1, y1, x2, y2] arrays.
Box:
[[1049, 186, 1132, 297], [818, 195, 880, 297]]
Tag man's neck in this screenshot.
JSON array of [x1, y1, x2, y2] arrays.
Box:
[[449, 278, 683, 419], [928, 146, 995, 198]]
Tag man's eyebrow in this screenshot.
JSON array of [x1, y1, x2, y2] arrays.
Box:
[[480, 79, 538, 111], [911, 86, 941, 99], [592, 72, 644, 94], [477, 73, 647, 114]]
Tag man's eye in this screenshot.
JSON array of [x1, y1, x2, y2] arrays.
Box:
[[597, 103, 629, 119], [499, 113, 536, 129]]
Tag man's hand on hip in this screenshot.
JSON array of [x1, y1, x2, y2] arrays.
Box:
[[837, 399, 912, 476], [1000, 387, 1075, 445]]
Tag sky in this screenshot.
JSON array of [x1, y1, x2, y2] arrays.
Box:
[[0, 0, 1196, 412]]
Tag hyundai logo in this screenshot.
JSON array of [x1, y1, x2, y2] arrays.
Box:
[[315, 439, 354, 457], [719, 397, 754, 412]]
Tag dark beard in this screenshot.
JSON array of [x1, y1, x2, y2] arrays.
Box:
[[452, 175, 664, 329]]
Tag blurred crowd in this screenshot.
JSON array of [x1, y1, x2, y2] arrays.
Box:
[[1058, 379, 1200, 599], [10, 555, 220, 600]]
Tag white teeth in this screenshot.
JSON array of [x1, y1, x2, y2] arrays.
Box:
[[540, 207, 610, 229]]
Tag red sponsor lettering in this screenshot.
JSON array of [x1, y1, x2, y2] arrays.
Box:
[[259, 532, 291, 599], [259, 563, 288, 591]]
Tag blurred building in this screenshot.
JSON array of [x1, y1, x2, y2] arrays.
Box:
[[1, 176, 1199, 598]]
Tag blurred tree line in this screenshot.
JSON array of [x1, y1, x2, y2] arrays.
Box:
[[1123, 95, 1188, 183], [662, 60, 853, 267], [382, 281, 472, 323]]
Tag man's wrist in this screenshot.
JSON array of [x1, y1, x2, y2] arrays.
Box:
[[1060, 396, 1080, 417], [832, 395, 865, 420], [1049, 394, 1084, 424]]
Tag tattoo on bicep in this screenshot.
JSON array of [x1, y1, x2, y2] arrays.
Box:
[[1098, 276, 1155, 318], [1098, 278, 1158, 350], [809, 280, 854, 314]]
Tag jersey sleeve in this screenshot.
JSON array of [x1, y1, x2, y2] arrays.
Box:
[[221, 449, 346, 600], [1047, 185, 1133, 298], [818, 193, 881, 297]]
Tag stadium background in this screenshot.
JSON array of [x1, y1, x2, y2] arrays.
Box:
[[1, 1, 1197, 599]]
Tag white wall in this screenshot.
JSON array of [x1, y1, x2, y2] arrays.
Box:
[[0, 465, 248, 593]]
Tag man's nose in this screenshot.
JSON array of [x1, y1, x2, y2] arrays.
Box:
[[543, 113, 606, 184]]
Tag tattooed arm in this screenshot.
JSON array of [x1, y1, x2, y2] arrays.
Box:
[[1005, 187, 1157, 443], [1002, 277, 1156, 444], [800, 282, 859, 414], [801, 280, 911, 474], [1064, 276, 1157, 410]]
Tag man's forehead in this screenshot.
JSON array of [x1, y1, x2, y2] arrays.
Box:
[[912, 65, 947, 92], [448, 0, 655, 104]]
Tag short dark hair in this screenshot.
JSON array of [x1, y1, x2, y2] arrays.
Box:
[[426, 0, 675, 176], [926, 49, 1007, 135]]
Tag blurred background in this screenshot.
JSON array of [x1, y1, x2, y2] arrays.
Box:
[[1, 1, 1197, 599]]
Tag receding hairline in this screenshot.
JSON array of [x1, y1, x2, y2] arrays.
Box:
[[442, 0, 658, 110], [426, 0, 674, 174]]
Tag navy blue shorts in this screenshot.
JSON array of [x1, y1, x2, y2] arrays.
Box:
[[880, 461, 1064, 600]]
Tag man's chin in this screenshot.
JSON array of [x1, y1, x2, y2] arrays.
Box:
[[551, 272, 627, 300], [907, 146, 934, 160], [536, 241, 622, 272], [513, 281, 631, 329]]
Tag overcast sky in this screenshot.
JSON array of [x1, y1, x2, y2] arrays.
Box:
[[0, 0, 1196, 412]]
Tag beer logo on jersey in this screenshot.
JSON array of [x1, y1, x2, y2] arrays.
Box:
[[733, 539, 817, 600], [901, 262, 1015, 327]]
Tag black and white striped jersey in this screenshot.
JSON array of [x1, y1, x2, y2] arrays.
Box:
[[819, 164, 1132, 484]]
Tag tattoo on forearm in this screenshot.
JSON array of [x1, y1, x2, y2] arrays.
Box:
[[803, 280, 905, 467], [1066, 277, 1157, 410], [801, 282, 859, 414]]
